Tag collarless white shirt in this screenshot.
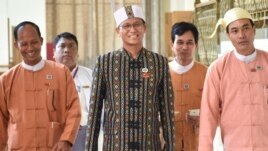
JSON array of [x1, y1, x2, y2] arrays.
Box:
[[234, 49, 256, 64], [169, 59, 194, 74], [22, 59, 45, 71]]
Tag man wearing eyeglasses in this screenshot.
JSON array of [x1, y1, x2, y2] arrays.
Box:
[[85, 5, 175, 151]]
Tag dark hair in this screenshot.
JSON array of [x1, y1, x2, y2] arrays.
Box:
[[226, 19, 254, 33], [171, 22, 199, 43], [53, 32, 78, 47], [13, 21, 41, 41]]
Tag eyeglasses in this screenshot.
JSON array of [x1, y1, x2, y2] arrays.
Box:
[[119, 22, 144, 31]]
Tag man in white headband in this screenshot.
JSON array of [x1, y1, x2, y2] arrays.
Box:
[[199, 7, 268, 151], [86, 5, 175, 151]]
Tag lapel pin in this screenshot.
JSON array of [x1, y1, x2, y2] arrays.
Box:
[[46, 74, 53, 80]]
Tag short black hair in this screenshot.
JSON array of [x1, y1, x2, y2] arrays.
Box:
[[53, 32, 78, 47], [171, 22, 199, 43], [13, 21, 41, 41], [226, 19, 254, 33]]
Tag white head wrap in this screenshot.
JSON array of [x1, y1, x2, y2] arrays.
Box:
[[113, 5, 145, 27], [207, 7, 253, 38]]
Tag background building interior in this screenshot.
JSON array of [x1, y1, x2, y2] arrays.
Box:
[[1, 0, 268, 150]]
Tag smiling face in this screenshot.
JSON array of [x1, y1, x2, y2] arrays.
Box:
[[53, 37, 78, 71], [171, 31, 197, 66], [227, 19, 255, 55], [116, 18, 146, 49], [14, 24, 43, 65]]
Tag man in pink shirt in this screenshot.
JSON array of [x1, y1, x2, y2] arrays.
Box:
[[199, 8, 268, 151]]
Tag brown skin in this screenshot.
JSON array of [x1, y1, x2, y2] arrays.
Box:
[[170, 31, 198, 66], [170, 31, 200, 125], [53, 37, 78, 71], [52, 141, 72, 151], [116, 18, 146, 59], [227, 18, 256, 56], [14, 24, 43, 66], [14, 24, 72, 151]]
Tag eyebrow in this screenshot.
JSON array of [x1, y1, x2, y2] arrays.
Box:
[[177, 39, 194, 42], [230, 23, 251, 30]]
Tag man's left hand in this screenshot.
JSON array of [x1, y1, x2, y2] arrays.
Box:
[[52, 141, 72, 151]]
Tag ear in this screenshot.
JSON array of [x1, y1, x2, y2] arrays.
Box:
[[115, 27, 122, 37], [227, 32, 231, 40], [143, 24, 147, 33], [40, 37, 44, 45], [115, 27, 119, 34], [14, 41, 18, 49], [53, 48, 56, 59], [169, 40, 173, 50]]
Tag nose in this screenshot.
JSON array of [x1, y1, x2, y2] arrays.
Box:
[[129, 25, 137, 31], [238, 29, 246, 38], [26, 43, 35, 51], [63, 47, 70, 53], [182, 43, 189, 49]]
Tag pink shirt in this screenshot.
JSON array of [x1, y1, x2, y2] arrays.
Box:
[[199, 50, 268, 151]]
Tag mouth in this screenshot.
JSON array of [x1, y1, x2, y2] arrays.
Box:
[[27, 51, 36, 57], [63, 56, 73, 60], [238, 41, 248, 45], [128, 34, 139, 38]]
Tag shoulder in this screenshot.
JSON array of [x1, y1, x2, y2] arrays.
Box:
[[209, 51, 233, 70], [256, 49, 268, 58], [205, 51, 234, 80], [44, 60, 70, 75], [143, 49, 168, 61], [78, 65, 93, 75], [45, 60, 66, 68], [0, 64, 21, 79], [99, 49, 122, 58], [194, 61, 208, 69], [193, 61, 208, 74]]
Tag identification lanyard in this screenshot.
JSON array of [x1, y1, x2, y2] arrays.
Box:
[[72, 67, 79, 78]]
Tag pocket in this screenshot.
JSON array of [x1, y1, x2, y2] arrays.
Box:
[[8, 123, 23, 150], [47, 89, 60, 121], [47, 122, 63, 147]]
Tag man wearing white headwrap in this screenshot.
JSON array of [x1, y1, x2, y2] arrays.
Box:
[[199, 7, 268, 151], [85, 4, 175, 151]]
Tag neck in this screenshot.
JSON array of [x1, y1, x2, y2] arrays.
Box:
[[176, 58, 193, 66], [123, 45, 143, 59], [237, 47, 255, 56], [69, 64, 77, 72]]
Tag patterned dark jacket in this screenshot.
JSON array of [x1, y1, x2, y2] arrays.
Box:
[[86, 48, 175, 151]]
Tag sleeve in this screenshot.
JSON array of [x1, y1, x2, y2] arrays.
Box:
[[85, 56, 105, 151], [198, 64, 221, 151], [158, 58, 175, 151], [59, 66, 81, 144], [0, 76, 8, 149]]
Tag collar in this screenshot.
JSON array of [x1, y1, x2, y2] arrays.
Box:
[[169, 59, 194, 74], [234, 49, 256, 64], [71, 65, 78, 78], [122, 47, 144, 59], [22, 59, 45, 71]]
